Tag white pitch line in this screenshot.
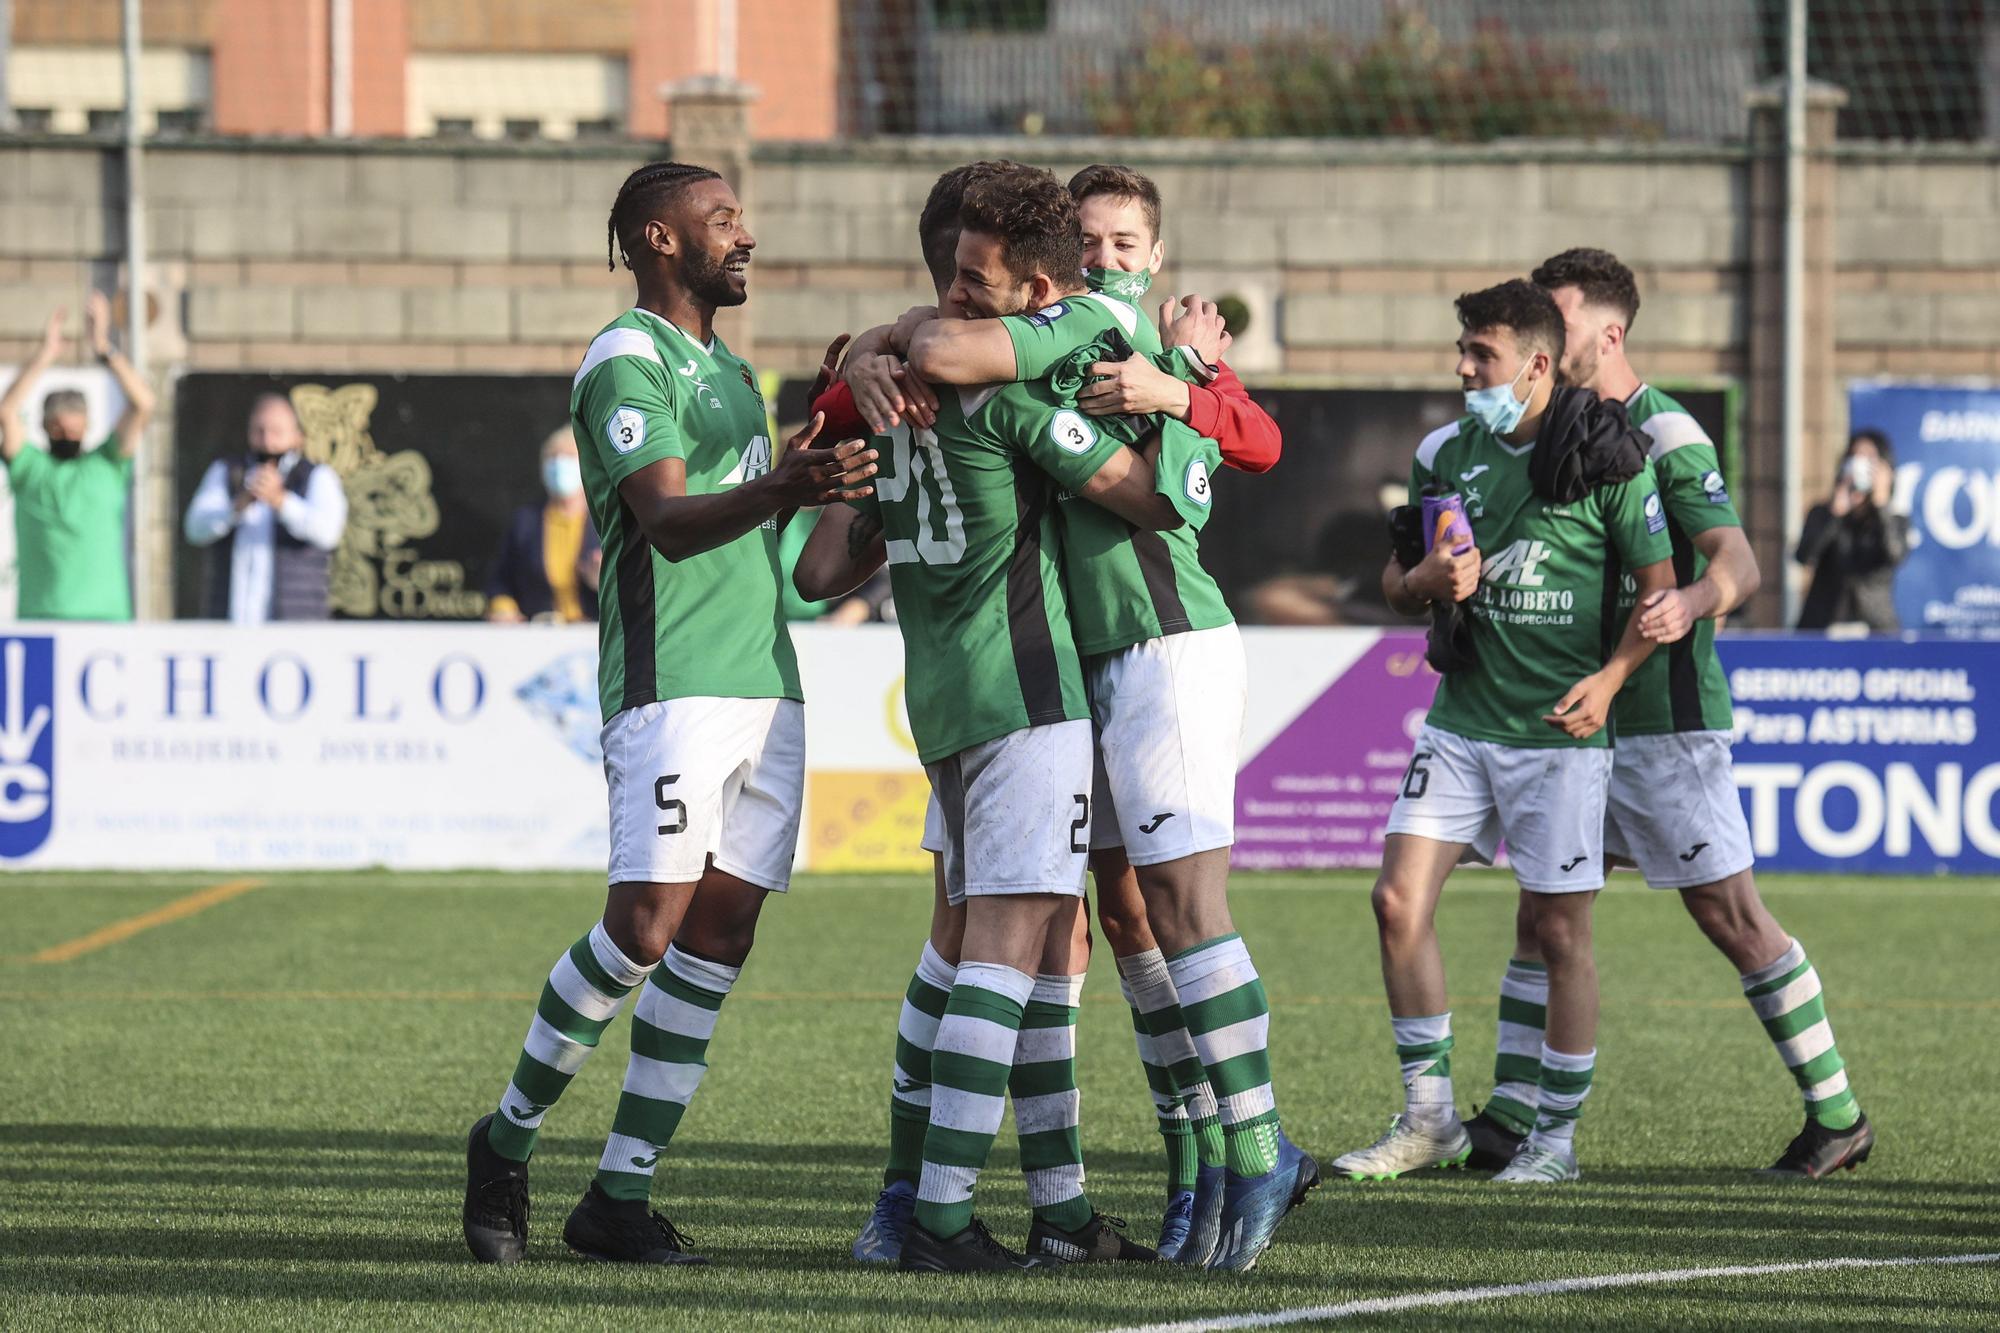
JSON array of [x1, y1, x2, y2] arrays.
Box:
[[1103, 1251, 2000, 1333]]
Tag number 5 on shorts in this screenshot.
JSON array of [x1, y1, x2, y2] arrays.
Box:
[[655, 774, 687, 836]]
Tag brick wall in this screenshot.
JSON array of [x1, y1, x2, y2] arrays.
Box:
[[1, 136, 1996, 621]]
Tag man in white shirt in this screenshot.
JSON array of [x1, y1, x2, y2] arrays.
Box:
[[184, 393, 348, 623]]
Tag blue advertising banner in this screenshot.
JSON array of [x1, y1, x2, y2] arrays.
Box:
[[1719, 634, 1998, 874], [1847, 382, 2000, 635]]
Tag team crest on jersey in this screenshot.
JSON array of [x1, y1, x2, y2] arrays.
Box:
[[607, 407, 646, 455], [1050, 409, 1096, 454], [1701, 469, 1731, 504], [1644, 492, 1667, 533], [1025, 302, 1069, 328]]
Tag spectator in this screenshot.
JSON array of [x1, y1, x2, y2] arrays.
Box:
[[485, 428, 600, 623], [1795, 428, 1908, 633], [184, 392, 348, 622], [0, 297, 154, 621]]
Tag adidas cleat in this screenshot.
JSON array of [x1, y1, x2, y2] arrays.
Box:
[[1174, 1164, 1226, 1267], [898, 1216, 1046, 1273], [562, 1181, 707, 1264], [1209, 1133, 1314, 1272], [1154, 1189, 1196, 1262], [462, 1113, 530, 1265], [1763, 1113, 1874, 1179], [1026, 1212, 1156, 1264], [852, 1179, 916, 1263], [1464, 1106, 1529, 1172], [1331, 1113, 1471, 1180], [1492, 1140, 1580, 1183]]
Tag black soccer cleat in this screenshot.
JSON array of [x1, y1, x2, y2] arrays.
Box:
[[562, 1180, 708, 1264], [1763, 1113, 1875, 1179], [1287, 1140, 1323, 1213], [462, 1113, 530, 1265], [898, 1216, 1046, 1273], [1025, 1212, 1158, 1265], [1464, 1106, 1529, 1172]]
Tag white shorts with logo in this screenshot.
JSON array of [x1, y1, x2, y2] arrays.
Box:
[[602, 696, 804, 892], [926, 719, 1094, 906], [1604, 730, 1757, 889], [1086, 624, 1246, 865], [1385, 724, 1613, 893]]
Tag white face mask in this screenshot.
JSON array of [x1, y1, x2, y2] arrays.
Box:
[[1464, 358, 1536, 436], [543, 455, 583, 498]]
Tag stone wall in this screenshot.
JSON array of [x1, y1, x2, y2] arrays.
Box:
[[1, 133, 1996, 622]]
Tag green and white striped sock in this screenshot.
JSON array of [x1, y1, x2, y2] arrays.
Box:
[[914, 961, 1035, 1239], [594, 945, 738, 1202], [1391, 1012, 1454, 1123], [1527, 1044, 1595, 1151], [1743, 938, 1861, 1131], [1119, 949, 1228, 1182], [886, 943, 956, 1188], [1489, 959, 1547, 1135], [486, 921, 654, 1163], [1168, 934, 1281, 1179], [1012, 973, 1093, 1233]]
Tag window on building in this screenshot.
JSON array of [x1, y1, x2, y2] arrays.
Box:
[[932, 0, 1049, 31], [573, 117, 621, 141], [154, 108, 206, 136], [503, 118, 542, 141], [433, 117, 476, 138], [87, 108, 126, 134], [13, 108, 55, 131]]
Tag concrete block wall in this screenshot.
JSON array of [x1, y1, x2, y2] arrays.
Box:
[[1, 136, 1996, 624]]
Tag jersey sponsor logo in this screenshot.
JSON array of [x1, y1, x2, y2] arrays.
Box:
[[0, 637, 55, 859], [1025, 301, 1070, 328], [1481, 539, 1553, 588], [1701, 469, 1731, 504], [1050, 409, 1097, 455], [1644, 491, 1667, 534], [1184, 458, 1212, 507], [719, 435, 775, 491], [607, 406, 647, 455]]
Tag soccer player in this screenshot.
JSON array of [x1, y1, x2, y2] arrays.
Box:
[[461, 161, 879, 1265], [1458, 248, 1871, 1178], [1333, 279, 1675, 1185], [830, 164, 1184, 1273], [886, 164, 1312, 1269]]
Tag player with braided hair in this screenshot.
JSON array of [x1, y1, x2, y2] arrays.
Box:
[[462, 161, 879, 1266]]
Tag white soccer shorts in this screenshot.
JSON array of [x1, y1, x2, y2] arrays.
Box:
[[1604, 730, 1757, 889], [926, 719, 1094, 906], [1086, 624, 1246, 865], [602, 696, 804, 892], [1385, 723, 1613, 893]]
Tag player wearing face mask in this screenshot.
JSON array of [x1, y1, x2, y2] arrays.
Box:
[[485, 428, 602, 624]]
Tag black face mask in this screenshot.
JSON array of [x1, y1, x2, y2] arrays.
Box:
[[49, 438, 83, 461]]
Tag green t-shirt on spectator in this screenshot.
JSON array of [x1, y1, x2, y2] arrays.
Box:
[[8, 442, 133, 621]]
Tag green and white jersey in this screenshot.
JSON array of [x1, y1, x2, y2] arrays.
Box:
[[570, 308, 801, 722], [1001, 287, 1233, 656], [1613, 384, 1740, 735], [1411, 415, 1672, 749], [856, 378, 1127, 764]]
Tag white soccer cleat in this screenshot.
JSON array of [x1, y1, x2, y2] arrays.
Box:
[[1331, 1113, 1472, 1181], [1492, 1140, 1580, 1183]]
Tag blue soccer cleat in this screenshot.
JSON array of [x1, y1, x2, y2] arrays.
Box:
[[1209, 1133, 1314, 1271], [852, 1178, 916, 1263], [1154, 1188, 1196, 1262], [1174, 1163, 1226, 1266]]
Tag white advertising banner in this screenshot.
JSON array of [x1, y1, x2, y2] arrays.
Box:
[[0, 622, 1368, 873]]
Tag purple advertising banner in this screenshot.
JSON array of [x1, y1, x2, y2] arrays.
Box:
[[1233, 632, 1442, 869]]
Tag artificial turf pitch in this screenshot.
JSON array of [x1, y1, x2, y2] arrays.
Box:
[[2, 870, 1996, 1330]]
